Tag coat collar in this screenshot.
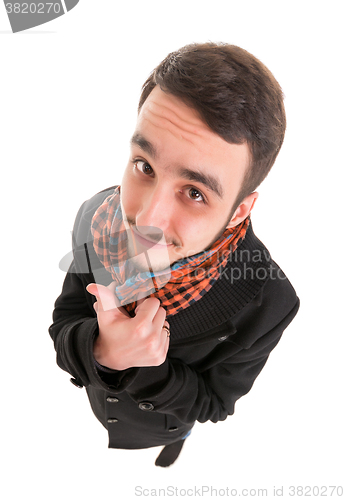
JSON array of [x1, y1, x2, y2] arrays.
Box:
[[168, 222, 272, 343]]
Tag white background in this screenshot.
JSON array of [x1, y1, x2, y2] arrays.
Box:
[[1, 1, 344, 499]]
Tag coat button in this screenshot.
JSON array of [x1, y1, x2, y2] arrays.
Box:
[[70, 377, 83, 388], [106, 397, 119, 403], [218, 335, 229, 341], [107, 418, 118, 423], [138, 402, 154, 411], [168, 427, 179, 432]]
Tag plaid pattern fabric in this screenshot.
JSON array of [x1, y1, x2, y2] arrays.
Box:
[[91, 186, 249, 317]]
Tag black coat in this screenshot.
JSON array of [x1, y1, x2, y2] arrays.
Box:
[[49, 187, 300, 449]]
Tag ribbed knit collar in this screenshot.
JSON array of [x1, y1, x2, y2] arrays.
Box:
[[167, 221, 272, 343]]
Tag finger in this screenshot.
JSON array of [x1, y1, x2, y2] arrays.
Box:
[[134, 299, 147, 315], [161, 320, 170, 335], [134, 290, 152, 314], [151, 304, 167, 331], [163, 328, 170, 353], [135, 297, 162, 322], [106, 281, 123, 309], [86, 283, 118, 312]]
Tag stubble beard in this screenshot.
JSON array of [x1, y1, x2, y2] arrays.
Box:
[[124, 205, 235, 273]]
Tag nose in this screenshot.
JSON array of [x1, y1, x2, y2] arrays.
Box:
[[136, 185, 173, 235]]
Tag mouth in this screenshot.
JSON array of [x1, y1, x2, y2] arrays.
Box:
[[130, 226, 173, 250]]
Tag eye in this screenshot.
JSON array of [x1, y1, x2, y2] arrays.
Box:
[[187, 187, 205, 203], [134, 160, 154, 176]]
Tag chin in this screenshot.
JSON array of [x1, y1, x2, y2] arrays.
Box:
[[129, 252, 172, 274]]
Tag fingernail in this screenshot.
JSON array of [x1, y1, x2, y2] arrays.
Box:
[[86, 284, 97, 295]]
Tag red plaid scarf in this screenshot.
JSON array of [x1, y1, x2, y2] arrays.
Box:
[[91, 187, 249, 317]]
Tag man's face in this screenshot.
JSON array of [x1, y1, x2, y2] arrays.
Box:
[[121, 86, 253, 271]]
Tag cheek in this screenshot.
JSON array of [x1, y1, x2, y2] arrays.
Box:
[[177, 216, 213, 251], [121, 168, 139, 215], [185, 212, 228, 253]]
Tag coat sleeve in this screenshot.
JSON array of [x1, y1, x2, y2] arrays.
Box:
[[49, 262, 103, 390], [49, 258, 144, 390]]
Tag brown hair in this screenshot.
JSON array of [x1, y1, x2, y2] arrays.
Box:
[[138, 42, 286, 211]]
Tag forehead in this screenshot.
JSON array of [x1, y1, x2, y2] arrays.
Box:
[[140, 86, 201, 120], [137, 87, 249, 158], [137, 86, 221, 147]]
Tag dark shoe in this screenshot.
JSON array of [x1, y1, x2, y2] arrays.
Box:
[[155, 439, 185, 467]]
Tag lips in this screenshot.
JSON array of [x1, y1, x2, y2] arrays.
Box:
[[130, 227, 171, 250]]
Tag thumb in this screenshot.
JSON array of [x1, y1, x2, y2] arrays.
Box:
[[86, 283, 120, 312]]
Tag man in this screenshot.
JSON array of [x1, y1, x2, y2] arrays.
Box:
[[49, 42, 299, 467]]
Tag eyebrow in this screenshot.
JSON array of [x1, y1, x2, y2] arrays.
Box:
[[177, 167, 223, 199], [131, 133, 223, 199], [131, 133, 157, 159]]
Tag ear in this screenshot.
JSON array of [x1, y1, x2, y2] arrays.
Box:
[[226, 192, 259, 229]]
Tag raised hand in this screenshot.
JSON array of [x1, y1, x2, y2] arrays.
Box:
[[86, 283, 170, 371]]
